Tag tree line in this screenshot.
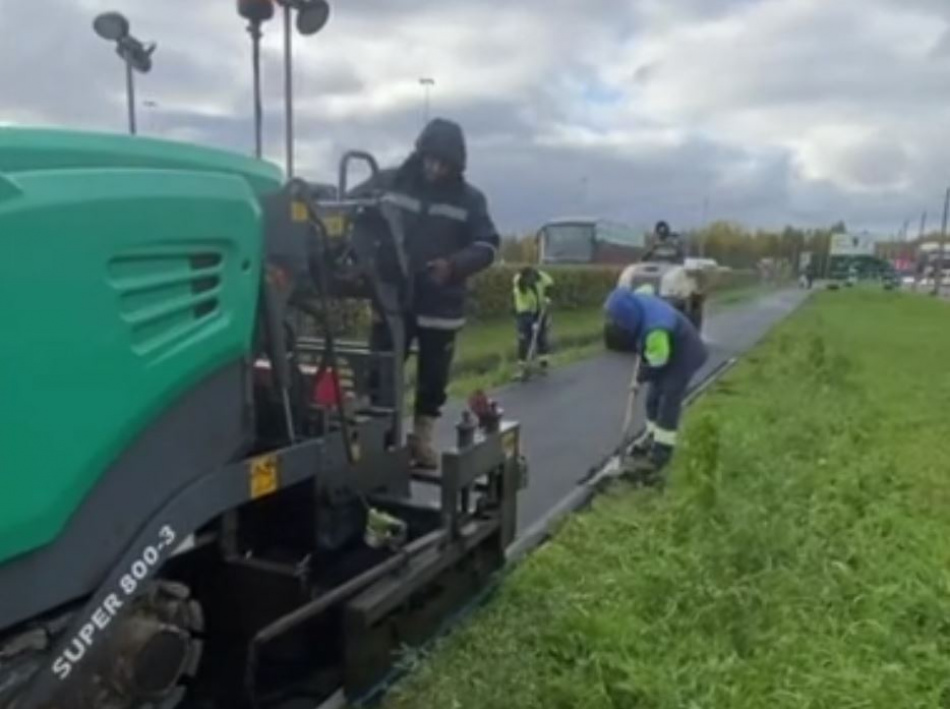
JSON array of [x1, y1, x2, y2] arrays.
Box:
[[499, 220, 852, 271]]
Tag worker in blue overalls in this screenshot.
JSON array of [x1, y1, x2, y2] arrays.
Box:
[[604, 286, 708, 480]]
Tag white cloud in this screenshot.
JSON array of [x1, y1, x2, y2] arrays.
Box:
[[2, 0, 950, 233]]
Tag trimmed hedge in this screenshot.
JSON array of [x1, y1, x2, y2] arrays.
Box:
[[468, 264, 760, 320], [466, 264, 623, 320], [297, 264, 761, 337]]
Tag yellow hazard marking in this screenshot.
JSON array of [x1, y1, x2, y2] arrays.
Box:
[[347, 429, 362, 463], [250, 455, 280, 500], [501, 429, 519, 459], [291, 200, 309, 223], [322, 213, 346, 238]]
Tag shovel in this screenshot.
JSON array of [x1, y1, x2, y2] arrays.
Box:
[[519, 307, 550, 382], [618, 354, 643, 454]]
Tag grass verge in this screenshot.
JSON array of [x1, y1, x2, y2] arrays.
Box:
[[385, 289, 950, 708]]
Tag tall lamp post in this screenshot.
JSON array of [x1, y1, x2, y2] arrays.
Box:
[[237, 0, 275, 159], [419, 77, 435, 124], [237, 0, 330, 169], [93, 12, 156, 136], [275, 0, 330, 177]]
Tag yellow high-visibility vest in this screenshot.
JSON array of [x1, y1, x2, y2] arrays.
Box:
[[513, 271, 554, 314]]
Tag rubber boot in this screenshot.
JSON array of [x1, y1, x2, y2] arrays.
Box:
[[408, 416, 439, 470]]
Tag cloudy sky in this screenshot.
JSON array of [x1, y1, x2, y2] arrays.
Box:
[[2, 0, 949, 235]]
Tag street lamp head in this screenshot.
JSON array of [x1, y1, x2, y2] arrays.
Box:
[[93, 12, 130, 42], [237, 0, 275, 24], [296, 0, 330, 36], [117, 37, 157, 74]]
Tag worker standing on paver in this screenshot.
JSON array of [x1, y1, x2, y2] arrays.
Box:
[[355, 117, 501, 469], [604, 286, 708, 481], [512, 266, 554, 380]]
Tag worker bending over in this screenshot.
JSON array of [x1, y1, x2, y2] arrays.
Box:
[[604, 287, 708, 477], [512, 266, 554, 379], [357, 118, 500, 469]]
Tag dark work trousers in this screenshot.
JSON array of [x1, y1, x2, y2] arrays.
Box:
[[370, 316, 456, 419], [643, 325, 708, 462], [516, 312, 550, 362]]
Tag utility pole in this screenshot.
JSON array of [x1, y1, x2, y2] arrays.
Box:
[[93, 12, 156, 136], [919, 210, 928, 240], [419, 77, 435, 125]]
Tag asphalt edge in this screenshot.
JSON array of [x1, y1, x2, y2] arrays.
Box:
[[505, 355, 739, 564]]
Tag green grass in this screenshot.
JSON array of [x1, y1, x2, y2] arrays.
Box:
[[455, 307, 608, 367], [385, 290, 950, 708]]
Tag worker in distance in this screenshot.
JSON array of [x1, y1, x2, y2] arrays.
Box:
[[512, 265, 555, 381], [642, 220, 686, 264]]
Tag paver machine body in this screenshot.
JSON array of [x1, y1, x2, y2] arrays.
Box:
[[0, 129, 523, 709]]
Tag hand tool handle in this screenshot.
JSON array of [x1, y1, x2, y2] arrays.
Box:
[[620, 354, 642, 445]]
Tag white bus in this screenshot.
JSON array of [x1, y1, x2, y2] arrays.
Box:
[[538, 217, 646, 265]]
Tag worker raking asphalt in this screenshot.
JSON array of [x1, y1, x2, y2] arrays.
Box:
[[432, 287, 810, 536]]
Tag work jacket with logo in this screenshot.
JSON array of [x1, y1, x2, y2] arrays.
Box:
[[352, 161, 499, 330]]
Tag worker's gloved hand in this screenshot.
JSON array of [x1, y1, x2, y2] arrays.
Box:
[[427, 258, 453, 286], [637, 364, 660, 384]]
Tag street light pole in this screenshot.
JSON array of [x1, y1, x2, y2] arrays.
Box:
[[125, 59, 137, 135], [93, 12, 156, 136], [283, 3, 294, 175], [237, 1, 275, 160], [419, 77, 435, 124], [700, 194, 709, 258], [273, 0, 330, 175]]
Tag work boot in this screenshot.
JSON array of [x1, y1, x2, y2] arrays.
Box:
[[627, 430, 653, 458], [408, 416, 439, 470], [621, 443, 672, 488], [539, 356, 550, 374], [620, 456, 663, 488], [512, 361, 528, 382]]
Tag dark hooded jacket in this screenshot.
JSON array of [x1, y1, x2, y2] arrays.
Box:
[[351, 118, 500, 329], [642, 232, 686, 264]]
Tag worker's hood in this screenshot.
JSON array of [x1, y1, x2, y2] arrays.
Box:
[[604, 288, 645, 340], [414, 118, 467, 173]]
